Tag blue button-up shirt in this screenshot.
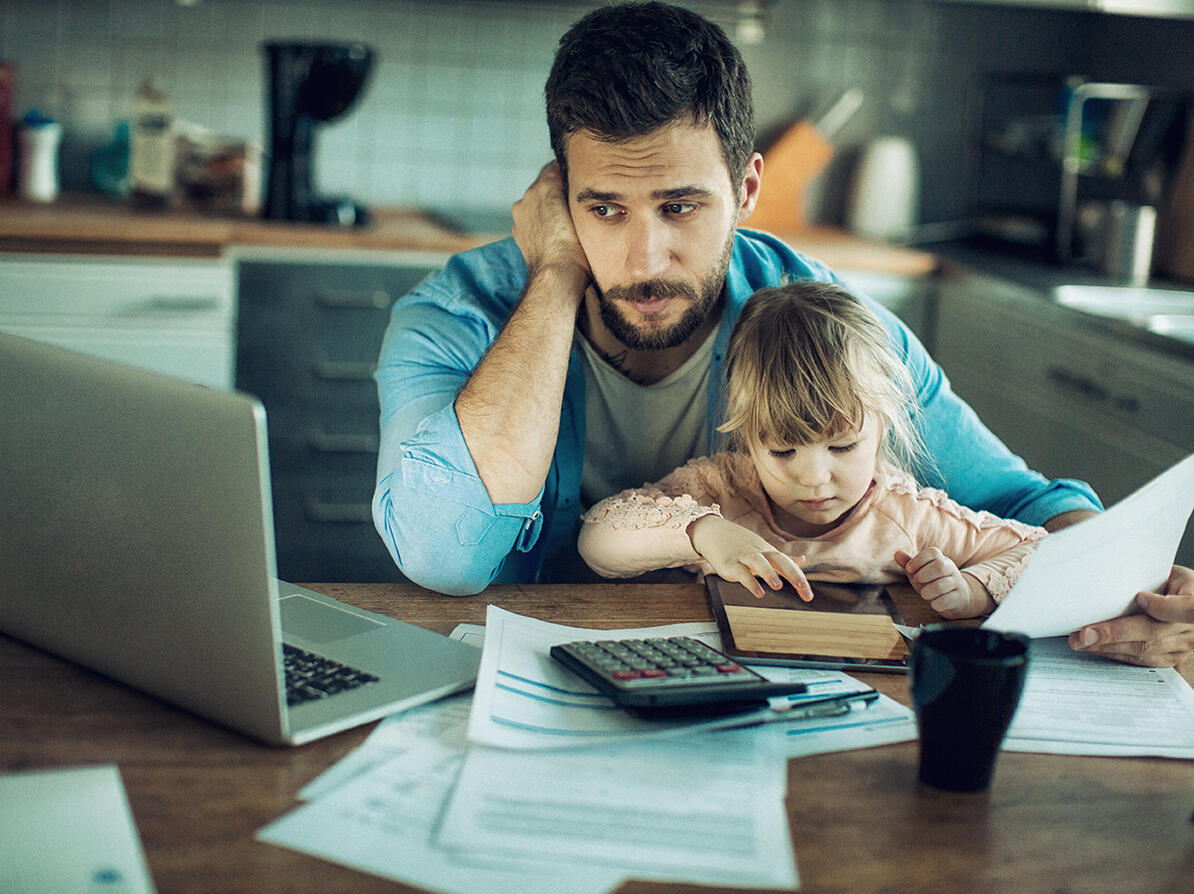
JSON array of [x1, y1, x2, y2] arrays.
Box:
[[373, 229, 1100, 594]]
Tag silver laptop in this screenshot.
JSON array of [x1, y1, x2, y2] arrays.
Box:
[[0, 331, 479, 746]]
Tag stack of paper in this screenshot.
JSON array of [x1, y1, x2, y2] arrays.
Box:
[[259, 606, 917, 893]]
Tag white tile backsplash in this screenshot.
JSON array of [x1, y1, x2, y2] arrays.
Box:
[[1, 0, 1191, 223]]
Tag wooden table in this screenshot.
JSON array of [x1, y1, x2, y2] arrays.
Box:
[[4, 582, 1194, 893]]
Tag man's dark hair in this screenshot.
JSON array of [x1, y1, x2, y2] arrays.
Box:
[[545, 1, 755, 187]]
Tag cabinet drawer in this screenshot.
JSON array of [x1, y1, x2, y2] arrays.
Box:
[[236, 259, 445, 407], [0, 323, 233, 391], [0, 254, 234, 326], [266, 413, 380, 478], [937, 290, 1194, 451], [0, 253, 236, 388], [269, 477, 401, 582]]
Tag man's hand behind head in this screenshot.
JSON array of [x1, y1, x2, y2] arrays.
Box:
[[512, 161, 591, 296]]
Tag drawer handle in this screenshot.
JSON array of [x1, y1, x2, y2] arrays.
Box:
[[304, 499, 373, 523], [311, 360, 376, 381], [144, 295, 223, 312], [1045, 366, 1110, 402], [307, 431, 379, 453], [315, 289, 392, 310]]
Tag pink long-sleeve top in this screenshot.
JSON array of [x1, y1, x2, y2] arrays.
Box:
[[578, 452, 1047, 602]]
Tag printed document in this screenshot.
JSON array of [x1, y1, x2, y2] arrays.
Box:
[[298, 691, 473, 801], [1003, 636, 1194, 758], [985, 452, 1194, 638], [436, 729, 798, 891], [260, 740, 625, 894]]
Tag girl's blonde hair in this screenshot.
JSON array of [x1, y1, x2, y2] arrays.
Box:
[[719, 281, 928, 477]]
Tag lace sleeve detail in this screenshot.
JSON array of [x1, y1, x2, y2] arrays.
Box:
[[963, 541, 1044, 603], [581, 491, 722, 531], [878, 470, 1048, 604]]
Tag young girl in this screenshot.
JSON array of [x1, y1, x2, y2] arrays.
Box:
[[578, 281, 1046, 619]]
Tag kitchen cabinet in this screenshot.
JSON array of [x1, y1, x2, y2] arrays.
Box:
[[933, 271, 1194, 565], [0, 253, 235, 389], [235, 253, 449, 583]]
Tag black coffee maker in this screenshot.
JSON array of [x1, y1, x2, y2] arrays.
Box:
[[263, 41, 374, 225]]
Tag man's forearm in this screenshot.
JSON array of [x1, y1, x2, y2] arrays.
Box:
[[455, 265, 587, 505]]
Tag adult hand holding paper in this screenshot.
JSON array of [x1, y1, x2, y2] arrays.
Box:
[[1068, 564, 1194, 667], [984, 454, 1194, 643]]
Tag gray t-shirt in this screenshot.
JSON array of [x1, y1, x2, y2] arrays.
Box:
[[577, 328, 716, 509]]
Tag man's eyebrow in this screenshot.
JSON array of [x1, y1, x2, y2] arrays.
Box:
[[573, 185, 717, 203], [654, 186, 716, 201], [574, 188, 618, 203]]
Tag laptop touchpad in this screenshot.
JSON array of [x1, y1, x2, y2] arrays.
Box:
[[280, 593, 386, 643]]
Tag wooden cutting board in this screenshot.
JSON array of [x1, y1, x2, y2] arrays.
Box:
[[748, 119, 835, 234]]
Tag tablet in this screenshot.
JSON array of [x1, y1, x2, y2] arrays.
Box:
[[705, 575, 910, 672]]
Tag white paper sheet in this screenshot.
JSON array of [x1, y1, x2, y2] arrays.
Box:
[[436, 730, 798, 891], [0, 765, 156, 894], [985, 452, 1194, 638], [299, 691, 473, 801], [260, 741, 626, 894], [1003, 636, 1194, 758]]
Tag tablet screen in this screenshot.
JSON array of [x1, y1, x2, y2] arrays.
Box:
[[705, 575, 910, 672]]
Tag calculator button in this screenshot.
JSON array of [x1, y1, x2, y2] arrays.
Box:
[[613, 669, 640, 680]]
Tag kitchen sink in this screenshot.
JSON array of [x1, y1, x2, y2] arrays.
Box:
[[1052, 284, 1194, 344]]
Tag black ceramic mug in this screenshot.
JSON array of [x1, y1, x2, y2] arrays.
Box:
[[909, 625, 1030, 792]]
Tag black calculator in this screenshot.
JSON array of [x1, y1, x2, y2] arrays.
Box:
[[549, 635, 808, 717]]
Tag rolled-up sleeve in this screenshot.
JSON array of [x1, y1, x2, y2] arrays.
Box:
[[373, 404, 543, 595]]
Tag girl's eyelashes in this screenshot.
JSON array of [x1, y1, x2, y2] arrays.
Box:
[[829, 442, 859, 454], [768, 448, 795, 458]]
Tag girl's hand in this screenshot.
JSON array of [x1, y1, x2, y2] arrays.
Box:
[[688, 516, 812, 600], [895, 548, 994, 619]]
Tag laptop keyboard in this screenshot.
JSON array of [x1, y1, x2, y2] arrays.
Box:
[[283, 643, 380, 707]]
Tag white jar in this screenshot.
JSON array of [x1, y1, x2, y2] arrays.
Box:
[[18, 119, 63, 203], [846, 136, 920, 242]]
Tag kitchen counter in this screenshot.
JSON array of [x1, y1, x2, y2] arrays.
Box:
[[0, 194, 495, 258], [0, 194, 939, 276], [760, 226, 939, 277]]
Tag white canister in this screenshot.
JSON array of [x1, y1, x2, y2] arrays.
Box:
[[1100, 201, 1156, 285], [846, 136, 920, 242], [18, 117, 63, 203]]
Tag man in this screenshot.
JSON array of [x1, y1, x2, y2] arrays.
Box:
[[373, 2, 1192, 667]]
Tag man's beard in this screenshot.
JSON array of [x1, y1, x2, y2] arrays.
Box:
[[593, 229, 735, 351]]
